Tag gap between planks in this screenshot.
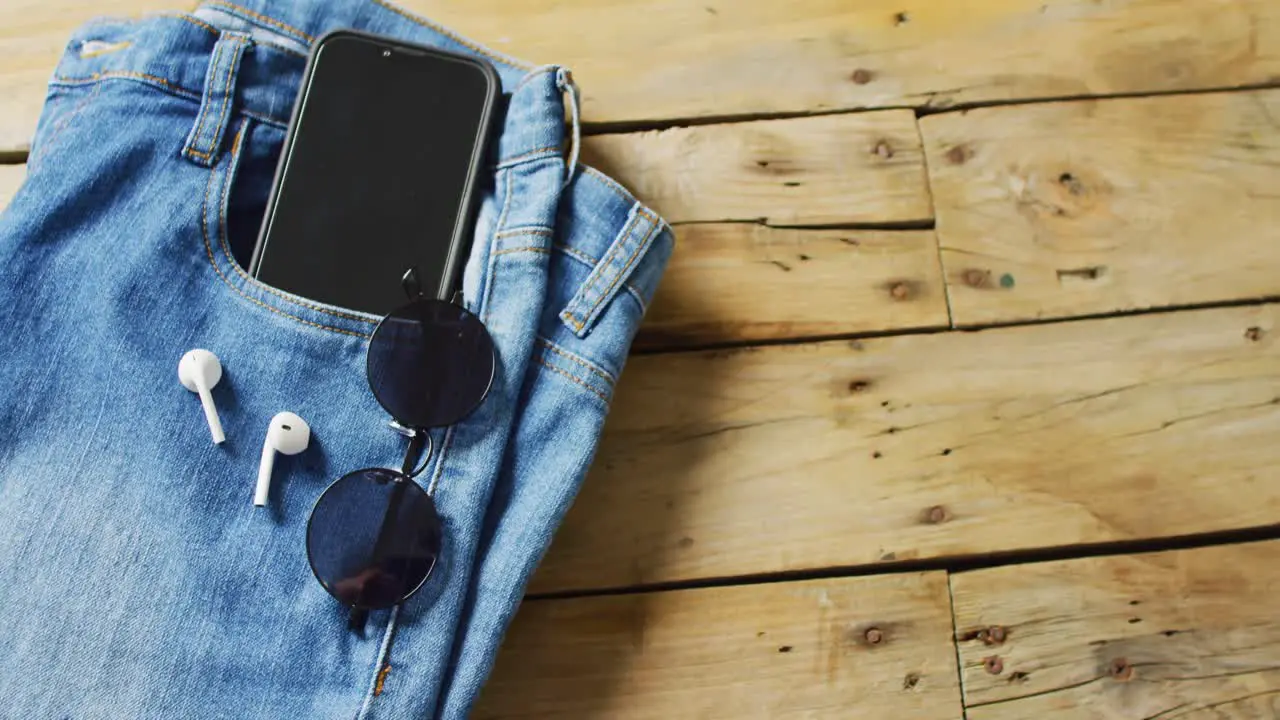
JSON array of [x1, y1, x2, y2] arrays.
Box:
[[533, 301, 1280, 595], [950, 539, 1280, 718], [527, 526, 1280, 602]]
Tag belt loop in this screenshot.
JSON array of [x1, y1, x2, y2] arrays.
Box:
[[559, 204, 662, 338], [182, 31, 251, 167], [555, 67, 581, 189]]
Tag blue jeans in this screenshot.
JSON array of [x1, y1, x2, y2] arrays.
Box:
[[0, 1, 672, 717]]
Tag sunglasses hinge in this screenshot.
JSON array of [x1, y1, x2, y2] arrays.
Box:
[[400, 429, 431, 478]]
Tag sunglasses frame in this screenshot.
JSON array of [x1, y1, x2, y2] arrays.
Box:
[[304, 271, 496, 630]]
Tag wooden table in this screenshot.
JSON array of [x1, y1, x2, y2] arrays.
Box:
[[4, 2, 1280, 717]]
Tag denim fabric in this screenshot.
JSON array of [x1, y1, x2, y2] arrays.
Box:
[[0, 1, 672, 718]]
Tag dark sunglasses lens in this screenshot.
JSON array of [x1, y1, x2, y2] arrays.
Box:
[[306, 469, 443, 610], [367, 299, 496, 429]]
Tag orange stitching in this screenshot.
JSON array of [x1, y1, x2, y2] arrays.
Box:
[[536, 357, 609, 404], [564, 208, 655, 332], [53, 71, 200, 99], [187, 37, 226, 157], [494, 227, 553, 239], [537, 339, 614, 384], [210, 37, 249, 154], [553, 239, 649, 314], [497, 146, 561, 167], [160, 12, 308, 57], [228, 118, 247, 158], [214, 124, 377, 325], [553, 243, 596, 266], [591, 208, 658, 320], [488, 241, 646, 312], [579, 211, 638, 301], [51, 71, 290, 130], [554, 242, 648, 305], [30, 82, 104, 168], [373, 663, 391, 697], [491, 246, 549, 257], [206, 0, 315, 42], [201, 121, 370, 339], [571, 208, 641, 321], [371, 0, 532, 69], [200, 35, 247, 161], [160, 13, 219, 35], [560, 202, 640, 330]]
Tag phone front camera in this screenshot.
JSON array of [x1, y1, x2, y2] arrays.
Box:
[[382, 49, 392, 57]]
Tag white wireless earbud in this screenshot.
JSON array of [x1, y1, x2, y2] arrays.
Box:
[[255, 412, 311, 507], [179, 349, 225, 444]]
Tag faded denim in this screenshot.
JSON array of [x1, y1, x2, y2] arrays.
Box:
[[0, 1, 671, 717]]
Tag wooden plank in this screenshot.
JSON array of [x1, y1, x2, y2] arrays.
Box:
[[12, 0, 1278, 149], [415, 0, 1280, 124], [636, 225, 949, 349], [532, 304, 1280, 594], [0, 0, 173, 154], [0, 165, 25, 213], [951, 541, 1280, 719], [923, 89, 1280, 326], [476, 573, 961, 719], [581, 111, 932, 225]]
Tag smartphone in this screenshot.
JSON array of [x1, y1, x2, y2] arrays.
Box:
[[250, 30, 500, 315]]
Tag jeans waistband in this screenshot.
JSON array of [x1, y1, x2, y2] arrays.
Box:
[[52, 0, 571, 168]]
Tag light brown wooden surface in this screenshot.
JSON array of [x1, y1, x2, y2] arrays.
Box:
[[924, 89, 1280, 326], [637, 225, 948, 349], [951, 541, 1280, 719], [0, 0, 174, 155], [418, 0, 1280, 124], [0, 165, 25, 212], [8, 0, 1279, 149], [533, 304, 1280, 594], [582, 111, 932, 225], [477, 572, 961, 719], [5, 2, 1280, 718]]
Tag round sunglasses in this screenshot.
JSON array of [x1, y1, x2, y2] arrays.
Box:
[[304, 270, 495, 628]]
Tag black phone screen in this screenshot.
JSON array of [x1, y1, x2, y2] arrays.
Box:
[[253, 33, 496, 315]]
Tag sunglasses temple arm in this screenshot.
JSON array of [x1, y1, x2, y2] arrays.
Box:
[[401, 431, 430, 476], [348, 607, 367, 632], [347, 431, 431, 632], [369, 433, 428, 567]]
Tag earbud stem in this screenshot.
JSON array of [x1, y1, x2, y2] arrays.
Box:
[[197, 382, 225, 444], [255, 437, 275, 507]]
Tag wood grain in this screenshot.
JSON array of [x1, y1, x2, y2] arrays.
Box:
[[636, 225, 949, 349], [581, 112, 932, 225], [951, 541, 1280, 719], [476, 573, 960, 719], [0, 0, 174, 154], [414, 0, 1280, 124], [10, 0, 1278, 149], [923, 89, 1280, 326], [0, 165, 26, 212], [532, 304, 1280, 594]]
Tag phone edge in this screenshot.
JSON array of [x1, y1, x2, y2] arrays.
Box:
[[247, 29, 504, 308]]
